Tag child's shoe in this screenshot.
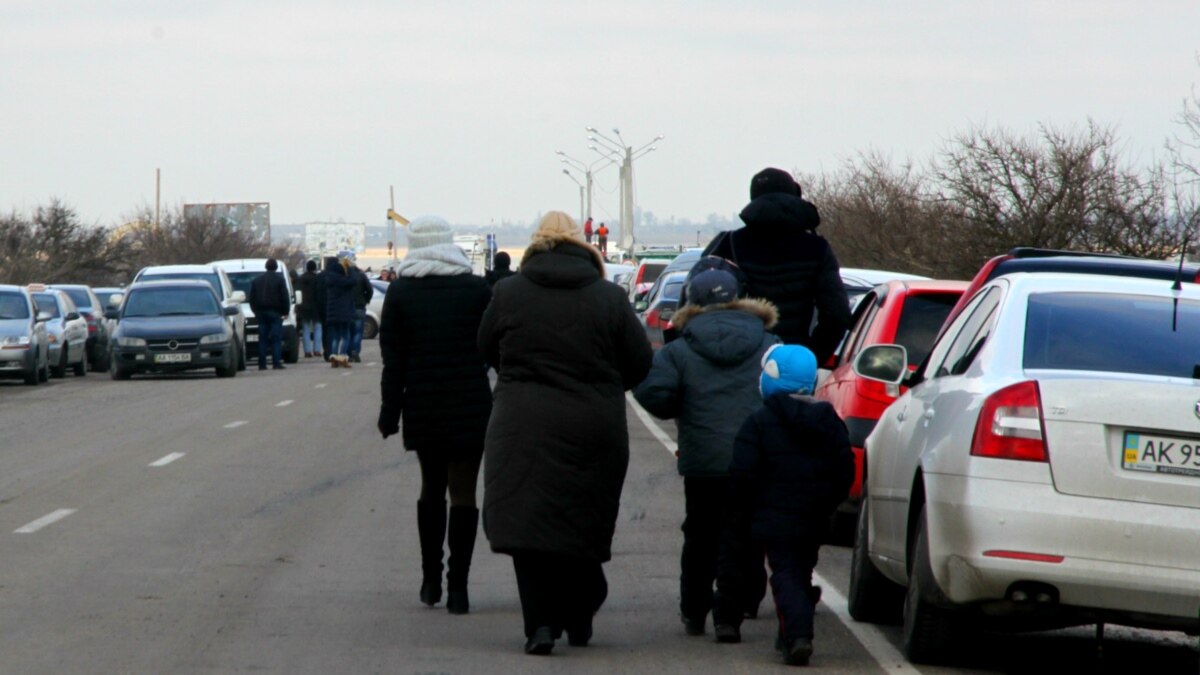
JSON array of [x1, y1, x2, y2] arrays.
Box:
[[714, 623, 741, 643], [784, 638, 813, 666]]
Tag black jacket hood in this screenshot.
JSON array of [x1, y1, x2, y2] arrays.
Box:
[[520, 242, 601, 289], [764, 393, 843, 448], [739, 193, 821, 232]]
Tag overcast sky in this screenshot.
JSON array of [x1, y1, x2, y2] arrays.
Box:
[[3, 1, 1199, 231]]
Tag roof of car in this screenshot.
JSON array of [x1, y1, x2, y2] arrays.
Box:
[[209, 259, 273, 270], [127, 279, 217, 289], [46, 283, 93, 290], [138, 264, 223, 274], [840, 268, 933, 286], [0, 284, 31, 294]]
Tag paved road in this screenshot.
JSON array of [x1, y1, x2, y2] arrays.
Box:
[[1, 343, 1197, 674]]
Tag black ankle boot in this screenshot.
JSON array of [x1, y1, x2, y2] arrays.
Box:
[[416, 499, 447, 606], [446, 506, 479, 615]]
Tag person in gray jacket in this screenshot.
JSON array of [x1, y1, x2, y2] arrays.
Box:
[[632, 269, 779, 641]]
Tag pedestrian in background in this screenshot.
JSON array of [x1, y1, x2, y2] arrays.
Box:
[[479, 211, 652, 655], [583, 217, 594, 244], [632, 269, 779, 643], [322, 251, 358, 368], [349, 258, 373, 363], [728, 345, 854, 666], [248, 258, 290, 371], [297, 259, 323, 358], [313, 256, 336, 360], [596, 222, 609, 256], [377, 215, 493, 616], [702, 168, 850, 363], [485, 251, 516, 286]]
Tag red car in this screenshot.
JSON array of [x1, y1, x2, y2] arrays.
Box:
[[814, 279, 967, 541]]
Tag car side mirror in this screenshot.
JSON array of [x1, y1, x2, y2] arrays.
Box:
[[229, 290, 246, 304], [104, 308, 120, 320], [223, 306, 240, 316], [634, 300, 649, 313], [35, 311, 52, 323], [64, 311, 81, 322], [852, 344, 908, 385]]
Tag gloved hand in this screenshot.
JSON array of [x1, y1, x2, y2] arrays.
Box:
[[378, 406, 401, 439]]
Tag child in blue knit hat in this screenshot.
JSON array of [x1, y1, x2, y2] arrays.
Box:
[[727, 344, 854, 666]]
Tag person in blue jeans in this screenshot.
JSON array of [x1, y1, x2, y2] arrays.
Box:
[[348, 260, 373, 362], [248, 258, 291, 370], [323, 252, 359, 368], [297, 259, 323, 358], [727, 345, 854, 666]]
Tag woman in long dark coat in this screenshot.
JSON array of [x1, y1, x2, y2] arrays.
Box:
[[377, 215, 493, 615], [478, 211, 653, 654]]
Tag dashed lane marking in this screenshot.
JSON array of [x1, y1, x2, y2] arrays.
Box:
[[341, 372, 352, 377], [224, 421, 248, 429], [15, 509, 77, 534], [276, 400, 294, 407], [628, 395, 923, 675], [314, 383, 327, 389], [366, 362, 378, 367], [149, 452, 185, 467]]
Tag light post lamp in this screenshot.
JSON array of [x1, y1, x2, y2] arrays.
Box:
[[561, 169, 585, 225], [556, 150, 615, 222], [585, 127, 664, 254]]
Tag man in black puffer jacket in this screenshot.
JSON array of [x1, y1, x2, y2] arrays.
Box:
[[701, 168, 850, 364]]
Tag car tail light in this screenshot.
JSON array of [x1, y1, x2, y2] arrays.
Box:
[[645, 307, 664, 329], [971, 380, 1048, 462], [81, 312, 97, 333]]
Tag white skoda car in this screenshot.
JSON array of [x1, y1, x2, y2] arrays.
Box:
[[847, 271, 1200, 664]]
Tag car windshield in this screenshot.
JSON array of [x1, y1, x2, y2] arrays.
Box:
[[123, 287, 221, 318], [894, 294, 960, 367], [32, 293, 62, 318], [225, 271, 262, 298], [140, 272, 222, 297], [0, 292, 31, 319], [1024, 292, 1200, 378], [59, 287, 92, 310], [94, 291, 121, 308]]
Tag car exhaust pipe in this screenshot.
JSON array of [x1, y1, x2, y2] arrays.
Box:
[[1006, 581, 1059, 604]]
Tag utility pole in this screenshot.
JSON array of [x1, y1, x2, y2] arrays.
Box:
[[389, 186, 396, 265], [556, 150, 616, 222], [585, 128, 662, 255], [154, 168, 161, 228]]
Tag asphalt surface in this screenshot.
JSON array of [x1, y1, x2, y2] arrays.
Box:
[[1, 342, 1197, 674]]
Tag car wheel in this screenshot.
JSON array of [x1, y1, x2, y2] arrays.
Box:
[[51, 348, 67, 378], [111, 364, 132, 381], [902, 508, 961, 664], [847, 496, 904, 624], [363, 316, 378, 340], [216, 353, 237, 378], [73, 351, 87, 377]]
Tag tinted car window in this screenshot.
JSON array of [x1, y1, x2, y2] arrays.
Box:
[[0, 292, 31, 319], [32, 293, 62, 318], [661, 279, 685, 302], [225, 272, 260, 297], [934, 287, 1000, 378], [894, 294, 960, 367], [94, 291, 121, 308], [140, 273, 222, 297], [641, 263, 668, 284], [123, 288, 221, 317], [60, 287, 93, 309], [1024, 292, 1200, 378]]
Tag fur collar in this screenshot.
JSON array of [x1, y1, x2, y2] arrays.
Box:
[[671, 297, 779, 330], [522, 232, 605, 278]]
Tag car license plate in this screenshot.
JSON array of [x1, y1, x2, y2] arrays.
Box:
[[1122, 432, 1200, 478], [246, 333, 258, 342], [153, 353, 191, 364]]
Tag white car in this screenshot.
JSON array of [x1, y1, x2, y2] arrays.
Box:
[[847, 272, 1200, 664], [210, 258, 300, 363]]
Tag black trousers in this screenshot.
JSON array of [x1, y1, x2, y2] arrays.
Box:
[[416, 450, 482, 507], [713, 512, 769, 627], [511, 551, 607, 638], [765, 539, 820, 641], [680, 476, 726, 621]]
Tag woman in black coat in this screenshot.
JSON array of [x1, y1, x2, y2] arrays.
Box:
[[478, 211, 653, 654], [377, 215, 493, 615]]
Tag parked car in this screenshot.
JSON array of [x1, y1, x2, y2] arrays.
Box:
[[47, 284, 110, 371], [92, 286, 124, 344], [628, 258, 674, 303], [0, 285, 50, 385], [813, 279, 967, 541], [30, 287, 89, 378], [106, 280, 240, 380], [132, 264, 246, 371], [210, 258, 300, 363], [635, 270, 689, 350], [839, 268, 932, 309], [847, 272, 1200, 663]]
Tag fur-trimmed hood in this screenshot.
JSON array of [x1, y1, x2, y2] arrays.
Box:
[[671, 297, 778, 331], [522, 229, 606, 279]]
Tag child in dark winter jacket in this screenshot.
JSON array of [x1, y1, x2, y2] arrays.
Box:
[[632, 269, 779, 640], [729, 344, 854, 666]]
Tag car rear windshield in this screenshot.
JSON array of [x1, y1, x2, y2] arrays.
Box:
[[0, 292, 31, 319], [123, 288, 221, 318], [641, 263, 668, 284], [225, 271, 262, 297], [59, 287, 92, 309], [32, 293, 62, 318], [94, 291, 120, 308], [894, 294, 960, 367], [1024, 292, 1200, 378], [141, 273, 222, 297]]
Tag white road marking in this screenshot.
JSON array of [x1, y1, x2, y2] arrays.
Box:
[[625, 392, 678, 456], [628, 399, 923, 675], [366, 362, 378, 367], [276, 400, 294, 407], [223, 420, 248, 429], [148, 452, 185, 467], [15, 509, 77, 534], [341, 372, 352, 377], [314, 383, 327, 389]]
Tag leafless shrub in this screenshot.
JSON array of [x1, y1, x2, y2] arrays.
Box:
[[0, 200, 131, 286]]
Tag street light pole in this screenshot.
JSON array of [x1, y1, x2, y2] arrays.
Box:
[[586, 127, 663, 254], [557, 150, 615, 221], [562, 169, 585, 225]]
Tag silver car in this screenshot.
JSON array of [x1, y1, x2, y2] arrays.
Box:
[[30, 288, 88, 378], [0, 285, 50, 386]]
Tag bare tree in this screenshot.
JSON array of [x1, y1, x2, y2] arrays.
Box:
[[0, 200, 131, 286]]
